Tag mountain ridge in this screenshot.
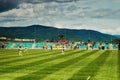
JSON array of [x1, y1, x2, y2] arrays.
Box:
[[114, 35, 120, 38], [0, 25, 117, 41]]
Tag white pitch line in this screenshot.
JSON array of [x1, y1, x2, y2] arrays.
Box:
[[87, 76, 91, 80]]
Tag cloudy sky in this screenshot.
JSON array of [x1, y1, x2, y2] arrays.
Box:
[[0, 0, 120, 35]]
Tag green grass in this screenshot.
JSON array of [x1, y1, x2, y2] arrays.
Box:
[[0, 49, 119, 80]]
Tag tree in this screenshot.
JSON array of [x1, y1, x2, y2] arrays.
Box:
[[112, 38, 120, 44], [58, 34, 65, 40]]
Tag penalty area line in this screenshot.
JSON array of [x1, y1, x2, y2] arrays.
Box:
[[87, 76, 91, 80]]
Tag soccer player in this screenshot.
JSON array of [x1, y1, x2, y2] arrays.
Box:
[[50, 45, 53, 51], [18, 46, 22, 56], [24, 48, 28, 54], [61, 44, 64, 54], [118, 42, 120, 50], [109, 43, 113, 50], [86, 43, 91, 50]]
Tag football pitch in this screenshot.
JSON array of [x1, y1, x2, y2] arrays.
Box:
[[0, 49, 119, 80]]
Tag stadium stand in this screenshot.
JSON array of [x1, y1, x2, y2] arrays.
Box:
[[5, 41, 118, 50]]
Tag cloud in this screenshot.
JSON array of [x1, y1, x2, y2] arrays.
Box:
[[0, 0, 77, 12], [0, 0, 120, 34], [0, 0, 20, 12], [23, 0, 77, 3]]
